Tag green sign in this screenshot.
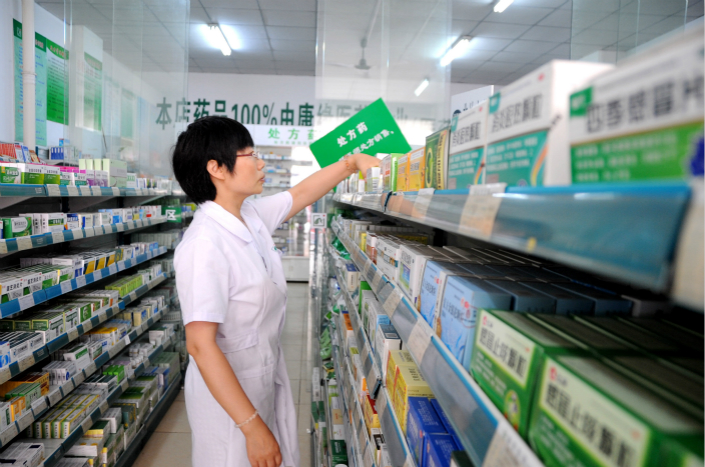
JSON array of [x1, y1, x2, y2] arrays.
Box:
[[83, 52, 102, 131], [163, 205, 183, 223], [309, 98, 411, 168], [46, 38, 69, 125], [13, 20, 48, 146]]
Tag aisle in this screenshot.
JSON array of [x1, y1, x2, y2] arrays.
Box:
[[133, 282, 313, 467]]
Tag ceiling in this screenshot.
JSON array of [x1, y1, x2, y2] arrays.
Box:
[[36, 0, 704, 85]]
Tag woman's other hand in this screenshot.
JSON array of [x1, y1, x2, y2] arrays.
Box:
[[242, 417, 282, 467], [352, 153, 381, 176]]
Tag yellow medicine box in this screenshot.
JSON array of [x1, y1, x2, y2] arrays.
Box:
[[393, 365, 434, 433], [407, 147, 425, 191]]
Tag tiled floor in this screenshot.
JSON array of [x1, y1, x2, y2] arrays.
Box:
[[133, 282, 313, 467]]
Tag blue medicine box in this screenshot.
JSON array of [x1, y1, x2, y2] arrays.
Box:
[[485, 280, 556, 314], [519, 281, 593, 315], [553, 282, 632, 315], [419, 261, 472, 328], [437, 276, 511, 369], [406, 397, 446, 466], [424, 432, 459, 467], [430, 399, 463, 451]]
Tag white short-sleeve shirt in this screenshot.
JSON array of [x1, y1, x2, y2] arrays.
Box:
[[174, 192, 293, 329]]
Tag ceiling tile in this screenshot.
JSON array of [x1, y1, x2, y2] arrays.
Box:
[[270, 39, 316, 51], [459, 48, 497, 61], [276, 69, 315, 76], [189, 6, 210, 23], [537, 9, 572, 27], [470, 22, 532, 39], [263, 10, 316, 28], [452, 19, 480, 36], [266, 26, 316, 41], [200, 0, 259, 8], [205, 8, 263, 25], [259, 0, 317, 12], [637, 1, 689, 16], [272, 50, 315, 62], [468, 37, 513, 51], [452, 2, 493, 21], [571, 28, 618, 46], [476, 61, 524, 73], [687, 0, 704, 17], [512, 0, 569, 7], [460, 70, 504, 84], [484, 6, 554, 25], [492, 50, 543, 64], [274, 60, 315, 70], [520, 25, 571, 42], [504, 40, 559, 54]]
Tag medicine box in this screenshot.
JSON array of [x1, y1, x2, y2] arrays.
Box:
[[435, 276, 511, 369], [424, 127, 450, 189], [485, 279, 556, 313], [471, 309, 585, 438], [0, 165, 20, 184], [361, 292, 388, 349], [430, 399, 462, 449], [575, 316, 684, 358], [343, 263, 360, 293], [484, 60, 613, 186], [418, 261, 472, 328], [17, 164, 44, 185], [375, 324, 402, 378], [43, 165, 61, 185], [407, 147, 426, 191], [448, 102, 489, 189], [519, 281, 593, 315], [528, 355, 703, 467], [396, 153, 409, 192], [423, 432, 458, 467], [382, 154, 400, 192], [570, 24, 704, 184], [2, 217, 32, 238], [393, 365, 434, 434], [385, 349, 415, 396], [553, 282, 632, 315], [406, 397, 446, 466], [398, 245, 450, 309]]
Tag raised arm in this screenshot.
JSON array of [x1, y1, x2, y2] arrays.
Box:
[[286, 153, 380, 221]]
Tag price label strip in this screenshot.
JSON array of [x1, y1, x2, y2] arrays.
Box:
[[0, 367, 11, 385], [60, 281, 73, 294], [0, 424, 18, 446], [80, 415, 93, 434], [67, 186, 79, 196], [48, 389, 62, 406], [80, 186, 92, 196], [483, 421, 543, 467], [407, 321, 432, 363], [0, 241, 7, 255], [371, 271, 383, 291], [31, 397, 47, 415], [84, 228, 94, 238], [18, 355, 35, 372], [51, 231, 64, 244], [67, 327, 79, 342], [18, 411, 33, 431], [16, 237, 32, 251], [72, 229, 84, 239], [19, 294, 35, 311], [411, 188, 435, 220], [383, 289, 402, 317], [117, 223, 125, 232], [108, 264, 117, 275], [46, 185, 61, 197], [460, 195, 503, 238], [76, 276, 86, 288]]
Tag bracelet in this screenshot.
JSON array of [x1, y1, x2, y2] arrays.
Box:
[[236, 410, 259, 428], [342, 154, 355, 173]]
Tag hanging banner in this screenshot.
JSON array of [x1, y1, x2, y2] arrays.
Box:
[[309, 98, 411, 168], [245, 124, 316, 147], [83, 53, 102, 131], [46, 38, 69, 125], [13, 20, 48, 146]]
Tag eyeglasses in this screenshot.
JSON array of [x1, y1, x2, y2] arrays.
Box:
[[235, 151, 261, 160]]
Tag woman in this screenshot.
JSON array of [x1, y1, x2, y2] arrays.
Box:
[[172, 115, 379, 467]]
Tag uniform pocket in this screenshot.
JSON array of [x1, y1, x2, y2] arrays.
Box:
[[216, 330, 258, 353], [217, 331, 275, 379]]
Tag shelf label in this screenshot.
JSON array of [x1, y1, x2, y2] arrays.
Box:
[[85, 362, 97, 375], [80, 415, 93, 433], [48, 389, 62, 406], [91, 186, 102, 196], [0, 367, 10, 384], [371, 271, 383, 291], [112, 187, 120, 196], [31, 398, 47, 414], [93, 269, 102, 280], [376, 391, 387, 417], [61, 379, 74, 395], [76, 276, 86, 288], [73, 371, 85, 386], [16, 237, 32, 251], [18, 355, 35, 372], [460, 195, 502, 238], [136, 220, 143, 228], [82, 320, 93, 332], [67, 186, 79, 196], [79, 186, 92, 196], [126, 221, 135, 229], [0, 242, 7, 255], [124, 335, 131, 346], [51, 231, 64, 243], [116, 223, 125, 232], [403, 454, 414, 467], [0, 424, 18, 446], [108, 264, 117, 275], [483, 421, 543, 467], [18, 411, 33, 431], [72, 229, 84, 239], [68, 327, 79, 342], [19, 294, 35, 311], [99, 401, 109, 414], [407, 321, 432, 363], [46, 185, 61, 197], [383, 289, 402, 317], [120, 379, 129, 391], [128, 291, 137, 302], [412, 188, 435, 220], [143, 357, 151, 368], [470, 183, 507, 196], [60, 281, 73, 295], [84, 228, 94, 238]]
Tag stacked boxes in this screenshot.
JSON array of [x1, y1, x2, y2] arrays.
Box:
[[448, 102, 489, 189]]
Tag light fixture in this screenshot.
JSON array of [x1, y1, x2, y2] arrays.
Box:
[[494, 0, 514, 13], [414, 78, 430, 97], [208, 24, 231, 56], [440, 36, 472, 67]]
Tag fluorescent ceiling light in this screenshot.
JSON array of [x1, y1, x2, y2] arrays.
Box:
[[494, 0, 514, 13], [207, 24, 231, 56], [440, 36, 472, 67], [219, 25, 242, 51], [414, 78, 429, 97]]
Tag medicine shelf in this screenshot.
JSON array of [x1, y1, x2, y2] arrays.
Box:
[[0, 217, 167, 256], [333, 181, 696, 300], [0, 299, 170, 452], [0, 246, 168, 319], [330, 256, 414, 467], [40, 328, 175, 467], [332, 222, 544, 467]]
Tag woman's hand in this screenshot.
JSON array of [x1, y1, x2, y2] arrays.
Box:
[[352, 153, 380, 176], [242, 416, 282, 467]]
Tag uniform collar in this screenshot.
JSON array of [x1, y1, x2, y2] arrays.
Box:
[[199, 200, 253, 243]]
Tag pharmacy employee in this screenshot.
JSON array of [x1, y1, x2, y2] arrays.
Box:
[[172, 116, 378, 467]]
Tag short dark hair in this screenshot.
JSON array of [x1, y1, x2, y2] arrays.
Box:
[[171, 116, 254, 204]]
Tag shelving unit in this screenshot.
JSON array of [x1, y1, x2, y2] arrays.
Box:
[[331, 222, 542, 467]]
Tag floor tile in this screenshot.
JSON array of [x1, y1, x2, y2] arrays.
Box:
[[285, 359, 303, 379], [290, 378, 300, 405], [133, 432, 192, 467], [299, 379, 311, 405], [175, 389, 185, 402], [155, 401, 191, 433], [283, 344, 304, 362], [299, 360, 313, 379]]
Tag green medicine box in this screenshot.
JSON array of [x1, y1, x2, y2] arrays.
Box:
[[18, 164, 44, 185], [2, 217, 32, 238], [0, 165, 20, 184], [529, 355, 703, 467], [471, 309, 585, 438]]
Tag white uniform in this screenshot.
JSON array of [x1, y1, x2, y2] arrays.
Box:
[[174, 193, 299, 467]]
